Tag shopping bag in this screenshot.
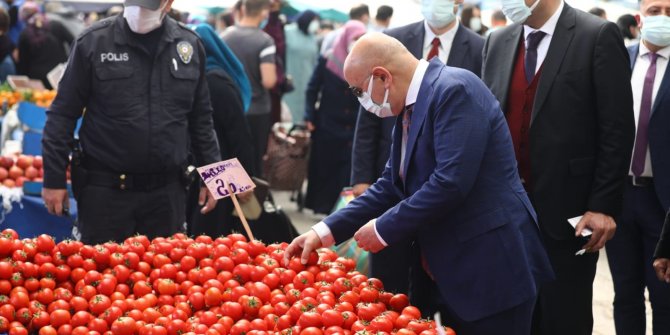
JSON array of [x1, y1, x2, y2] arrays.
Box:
[[331, 188, 369, 274]]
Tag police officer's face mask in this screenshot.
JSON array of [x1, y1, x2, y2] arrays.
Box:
[[124, 1, 168, 34]]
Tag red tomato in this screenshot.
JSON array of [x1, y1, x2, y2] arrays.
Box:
[[300, 327, 323, 335], [50, 309, 71, 328], [401, 306, 422, 319], [298, 311, 323, 328], [39, 326, 58, 335], [205, 287, 222, 307], [389, 294, 409, 312], [322, 310, 344, 328]]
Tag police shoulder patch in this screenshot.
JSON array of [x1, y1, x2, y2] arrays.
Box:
[[176, 41, 194, 64]]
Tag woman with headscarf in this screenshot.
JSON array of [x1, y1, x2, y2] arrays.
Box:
[[16, 1, 73, 89], [283, 10, 319, 124], [186, 24, 255, 237], [304, 20, 366, 214]]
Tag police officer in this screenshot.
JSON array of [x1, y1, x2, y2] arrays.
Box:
[[41, 0, 221, 244]]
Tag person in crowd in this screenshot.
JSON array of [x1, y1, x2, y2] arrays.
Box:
[[222, 0, 277, 177], [606, 1, 670, 333], [487, 9, 507, 35], [369, 5, 393, 32], [16, 1, 73, 89], [588, 7, 607, 20], [316, 21, 334, 51], [655, 212, 670, 284], [618, 14, 640, 46], [215, 11, 235, 35], [304, 20, 366, 215], [42, 0, 221, 244], [187, 24, 256, 238], [320, 4, 369, 55], [0, 8, 15, 82], [350, 0, 484, 295], [6, 0, 23, 45], [44, 2, 85, 39], [482, 0, 635, 334], [461, 4, 488, 36], [233, 0, 243, 24], [283, 10, 319, 123], [285, 32, 554, 334], [263, 0, 288, 124], [106, 6, 123, 18]]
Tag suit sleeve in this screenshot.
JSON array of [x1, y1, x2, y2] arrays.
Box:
[[304, 57, 326, 123], [587, 22, 635, 217], [375, 83, 492, 246], [481, 34, 491, 83], [656, 211, 670, 259], [189, 41, 222, 166], [42, 38, 90, 189], [351, 107, 382, 185]]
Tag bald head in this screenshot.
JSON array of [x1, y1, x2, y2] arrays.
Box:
[[344, 33, 415, 84], [344, 32, 420, 117]]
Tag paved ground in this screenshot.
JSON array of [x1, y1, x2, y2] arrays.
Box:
[[271, 190, 653, 334]]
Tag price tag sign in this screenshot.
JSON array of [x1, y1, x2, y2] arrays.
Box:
[[197, 158, 255, 200]]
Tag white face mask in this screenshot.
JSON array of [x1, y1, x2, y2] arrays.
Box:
[[641, 15, 670, 47], [469, 17, 482, 31], [501, 0, 542, 24], [357, 75, 394, 118], [123, 3, 167, 34], [307, 20, 319, 35], [422, 0, 457, 29]]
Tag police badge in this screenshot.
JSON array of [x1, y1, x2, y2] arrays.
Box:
[[176, 41, 193, 64]]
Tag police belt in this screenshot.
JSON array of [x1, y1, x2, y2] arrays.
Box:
[[82, 158, 181, 191]]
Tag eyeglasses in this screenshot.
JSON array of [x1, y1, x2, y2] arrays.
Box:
[[349, 86, 364, 98]]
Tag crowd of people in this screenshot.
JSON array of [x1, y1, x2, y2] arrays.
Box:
[[10, 0, 664, 333]]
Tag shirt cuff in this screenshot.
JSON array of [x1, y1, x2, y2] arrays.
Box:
[[372, 219, 388, 247], [312, 222, 336, 247]]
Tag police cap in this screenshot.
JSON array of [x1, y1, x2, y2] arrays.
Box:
[[124, 0, 162, 10]]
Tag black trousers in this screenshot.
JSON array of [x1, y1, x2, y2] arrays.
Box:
[[414, 271, 535, 335], [369, 240, 412, 294], [246, 113, 272, 178], [606, 181, 670, 335], [531, 236, 599, 335], [76, 182, 186, 244]]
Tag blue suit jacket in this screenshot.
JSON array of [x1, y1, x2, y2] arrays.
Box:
[[628, 44, 670, 211], [326, 60, 554, 321], [351, 22, 485, 185]]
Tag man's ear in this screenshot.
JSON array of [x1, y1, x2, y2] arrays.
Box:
[[635, 13, 641, 28], [371, 67, 392, 88]]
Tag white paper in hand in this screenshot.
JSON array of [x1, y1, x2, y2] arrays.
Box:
[[568, 216, 593, 237]]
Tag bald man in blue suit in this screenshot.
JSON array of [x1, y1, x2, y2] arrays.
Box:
[[284, 33, 554, 335]]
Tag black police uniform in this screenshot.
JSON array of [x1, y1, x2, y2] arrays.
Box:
[[42, 15, 221, 244]]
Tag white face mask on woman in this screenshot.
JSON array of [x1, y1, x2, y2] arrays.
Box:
[[123, 1, 167, 34]]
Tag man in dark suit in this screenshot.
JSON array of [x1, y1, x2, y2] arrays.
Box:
[[481, 1, 635, 334], [350, 0, 484, 295], [285, 32, 554, 335], [606, 1, 670, 333]]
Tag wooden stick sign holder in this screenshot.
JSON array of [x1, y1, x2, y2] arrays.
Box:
[[197, 158, 257, 241], [227, 183, 255, 241]]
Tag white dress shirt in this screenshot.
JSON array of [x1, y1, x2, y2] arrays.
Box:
[[523, 0, 564, 75], [313, 59, 431, 247], [423, 20, 458, 64], [629, 42, 670, 177]]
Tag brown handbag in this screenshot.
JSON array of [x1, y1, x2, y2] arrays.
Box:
[[262, 123, 311, 191]]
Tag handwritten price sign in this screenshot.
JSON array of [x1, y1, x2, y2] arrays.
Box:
[[197, 158, 255, 200]]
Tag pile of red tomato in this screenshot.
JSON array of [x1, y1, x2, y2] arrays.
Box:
[[0, 230, 456, 335]]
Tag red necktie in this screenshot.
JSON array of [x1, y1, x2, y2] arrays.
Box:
[[427, 37, 440, 60], [631, 52, 659, 176]]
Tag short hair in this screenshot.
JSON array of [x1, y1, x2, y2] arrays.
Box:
[[588, 7, 606, 18], [0, 8, 8, 33], [218, 11, 235, 27], [492, 9, 507, 23], [244, 0, 270, 17], [617, 14, 637, 39], [349, 4, 369, 20], [375, 5, 393, 21]]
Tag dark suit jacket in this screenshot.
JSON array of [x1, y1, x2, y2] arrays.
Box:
[[628, 44, 670, 212], [351, 22, 485, 186], [326, 60, 553, 321], [482, 4, 635, 240]]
